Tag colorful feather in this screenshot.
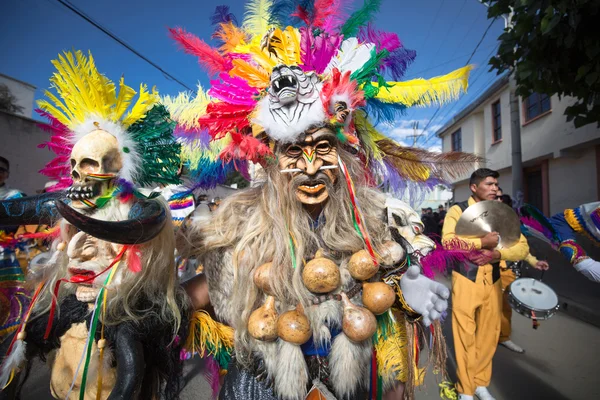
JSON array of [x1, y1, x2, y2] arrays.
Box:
[[169, 27, 231, 76], [325, 37, 376, 75], [243, 0, 274, 40], [364, 98, 407, 125], [372, 65, 473, 107], [358, 24, 401, 53], [212, 22, 249, 54], [162, 86, 212, 133], [209, 74, 259, 106], [210, 5, 239, 26], [299, 28, 342, 73], [380, 47, 417, 81], [340, 0, 382, 38]]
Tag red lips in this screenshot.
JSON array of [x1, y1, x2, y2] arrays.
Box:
[[68, 268, 96, 283]]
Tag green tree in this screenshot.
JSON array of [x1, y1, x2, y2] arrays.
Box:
[[0, 84, 25, 115], [486, 0, 600, 127]]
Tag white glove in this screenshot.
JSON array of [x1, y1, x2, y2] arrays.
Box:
[[400, 265, 450, 326]]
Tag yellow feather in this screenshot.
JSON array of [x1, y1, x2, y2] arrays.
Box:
[[373, 65, 474, 107], [268, 27, 301, 65], [122, 84, 159, 127], [353, 111, 386, 161], [243, 0, 273, 39], [249, 45, 277, 72], [37, 98, 71, 126], [38, 50, 159, 130], [162, 86, 211, 130], [113, 76, 137, 121], [375, 310, 425, 385], [184, 310, 234, 358]]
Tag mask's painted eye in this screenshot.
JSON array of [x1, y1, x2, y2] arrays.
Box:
[[315, 141, 332, 155], [286, 145, 303, 157]]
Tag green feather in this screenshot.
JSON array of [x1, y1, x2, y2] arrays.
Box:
[[341, 0, 383, 37], [127, 104, 182, 187]]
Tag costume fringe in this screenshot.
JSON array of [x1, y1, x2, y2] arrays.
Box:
[[185, 310, 234, 371]]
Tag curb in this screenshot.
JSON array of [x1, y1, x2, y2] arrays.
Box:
[[557, 295, 600, 328]]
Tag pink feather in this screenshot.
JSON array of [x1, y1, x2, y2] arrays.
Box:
[[421, 238, 481, 278], [203, 356, 221, 399], [358, 24, 402, 52], [321, 0, 349, 35], [300, 28, 342, 73], [208, 73, 258, 106], [169, 27, 231, 76]]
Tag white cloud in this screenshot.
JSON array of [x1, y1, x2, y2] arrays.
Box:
[[380, 119, 443, 147]]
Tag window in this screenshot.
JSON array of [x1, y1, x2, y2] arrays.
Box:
[[451, 129, 462, 152], [524, 93, 551, 122], [492, 100, 502, 142]]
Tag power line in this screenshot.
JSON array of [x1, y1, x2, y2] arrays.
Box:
[[420, 43, 500, 147], [424, 0, 469, 72], [403, 44, 496, 79], [466, 16, 498, 65], [417, 0, 447, 52], [54, 0, 194, 92], [418, 17, 500, 146]]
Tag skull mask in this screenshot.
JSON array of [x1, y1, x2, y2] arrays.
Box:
[[67, 129, 123, 209]]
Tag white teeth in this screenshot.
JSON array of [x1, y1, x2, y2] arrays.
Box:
[[275, 80, 280, 89], [287, 76, 293, 84]]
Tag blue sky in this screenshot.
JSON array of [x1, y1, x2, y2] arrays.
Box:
[[0, 0, 506, 150]]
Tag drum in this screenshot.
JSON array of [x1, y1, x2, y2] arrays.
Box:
[[507, 278, 559, 320]]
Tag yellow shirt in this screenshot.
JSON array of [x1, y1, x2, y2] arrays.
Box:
[[442, 196, 530, 262]]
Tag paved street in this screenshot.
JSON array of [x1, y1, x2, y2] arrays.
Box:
[[19, 296, 600, 400]]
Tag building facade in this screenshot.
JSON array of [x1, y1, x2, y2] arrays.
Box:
[[0, 73, 36, 118], [436, 75, 600, 215]]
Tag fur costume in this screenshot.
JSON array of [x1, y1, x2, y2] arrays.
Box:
[[168, 1, 481, 399], [0, 50, 189, 400]]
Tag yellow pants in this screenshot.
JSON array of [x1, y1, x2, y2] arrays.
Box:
[[499, 267, 516, 342], [451, 266, 502, 395]]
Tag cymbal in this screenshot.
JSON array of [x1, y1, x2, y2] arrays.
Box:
[[456, 200, 521, 248]]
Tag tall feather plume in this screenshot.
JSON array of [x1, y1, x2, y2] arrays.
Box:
[[340, 0, 383, 38], [380, 47, 417, 81], [300, 28, 342, 73], [210, 5, 239, 26], [373, 65, 473, 107], [213, 22, 249, 53], [268, 0, 311, 27], [243, 0, 274, 39], [376, 139, 482, 183], [169, 27, 231, 77], [358, 24, 401, 52], [122, 84, 159, 127], [364, 98, 407, 125], [325, 38, 375, 75], [162, 85, 211, 134], [322, 0, 350, 35]]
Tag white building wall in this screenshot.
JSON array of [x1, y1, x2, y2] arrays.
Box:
[[0, 111, 54, 195], [548, 148, 597, 215], [520, 95, 600, 161], [0, 74, 35, 118]]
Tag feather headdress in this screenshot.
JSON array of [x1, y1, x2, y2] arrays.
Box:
[[166, 0, 479, 194], [37, 50, 181, 191]]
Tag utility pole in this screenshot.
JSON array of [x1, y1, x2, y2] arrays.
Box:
[[405, 121, 423, 147]]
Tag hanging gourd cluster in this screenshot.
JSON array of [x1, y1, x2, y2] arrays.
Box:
[[249, 239, 407, 345]]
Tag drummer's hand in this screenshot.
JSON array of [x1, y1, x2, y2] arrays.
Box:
[[534, 260, 550, 270], [481, 232, 500, 249], [400, 265, 450, 326], [470, 249, 498, 266]]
